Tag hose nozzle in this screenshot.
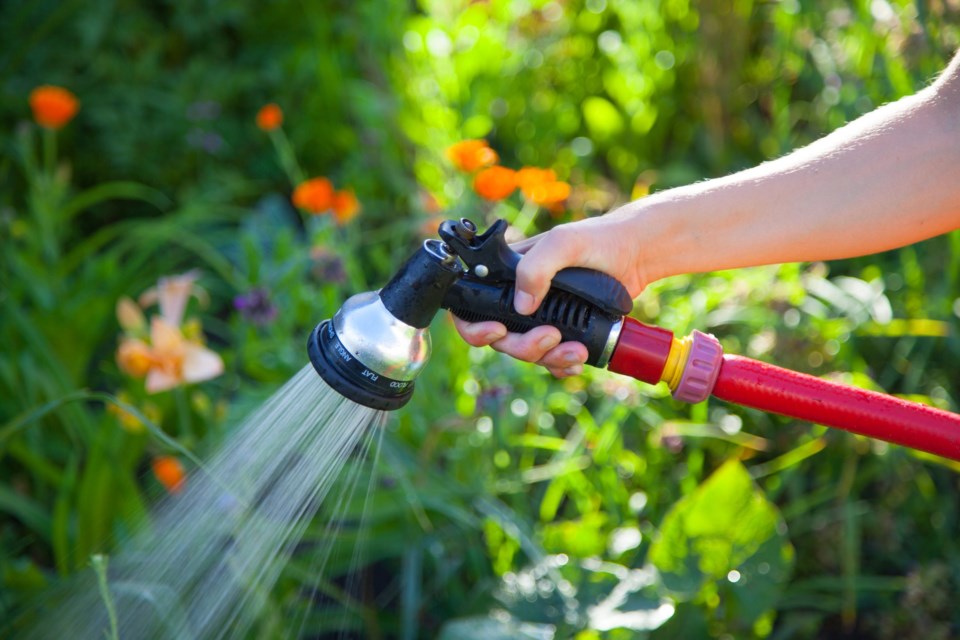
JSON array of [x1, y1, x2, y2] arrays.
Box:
[[309, 219, 632, 410]]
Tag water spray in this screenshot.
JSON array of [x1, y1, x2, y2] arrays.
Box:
[[309, 218, 960, 461]]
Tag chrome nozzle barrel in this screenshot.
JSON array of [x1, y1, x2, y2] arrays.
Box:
[[308, 240, 462, 410]]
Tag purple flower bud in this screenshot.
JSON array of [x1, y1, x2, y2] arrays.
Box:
[[233, 288, 278, 326]]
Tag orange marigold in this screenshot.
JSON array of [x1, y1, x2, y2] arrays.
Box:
[[524, 180, 571, 205], [293, 177, 334, 214], [516, 167, 557, 192], [446, 140, 498, 173], [256, 103, 283, 131], [29, 85, 79, 130], [473, 166, 517, 201], [152, 456, 186, 494], [332, 189, 361, 225]]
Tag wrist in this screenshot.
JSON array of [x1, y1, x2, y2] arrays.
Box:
[[614, 190, 691, 288]]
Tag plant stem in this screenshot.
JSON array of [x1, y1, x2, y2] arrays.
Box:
[[32, 127, 61, 263], [269, 128, 305, 186], [91, 554, 119, 640], [513, 199, 539, 236], [43, 127, 56, 178]]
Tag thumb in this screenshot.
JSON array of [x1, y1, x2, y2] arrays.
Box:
[[513, 225, 584, 315]]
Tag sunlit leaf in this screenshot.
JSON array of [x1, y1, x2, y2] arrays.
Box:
[[648, 460, 794, 626]]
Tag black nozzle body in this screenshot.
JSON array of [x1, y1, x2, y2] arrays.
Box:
[[379, 242, 461, 328]]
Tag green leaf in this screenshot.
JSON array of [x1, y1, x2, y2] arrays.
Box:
[[648, 460, 794, 624], [542, 513, 608, 557], [0, 485, 52, 541], [581, 97, 624, 142], [62, 181, 170, 223], [52, 455, 80, 575]]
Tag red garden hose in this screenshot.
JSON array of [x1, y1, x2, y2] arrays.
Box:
[[608, 317, 960, 461]]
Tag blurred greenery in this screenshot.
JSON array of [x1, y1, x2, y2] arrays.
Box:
[[2, 0, 960, 638]]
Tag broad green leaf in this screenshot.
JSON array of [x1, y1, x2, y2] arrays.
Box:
[[648, 460, 794, 625]]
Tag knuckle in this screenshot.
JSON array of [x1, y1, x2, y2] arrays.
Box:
[[509, 339, 545, 363], [514, 347, 542, 364], [463, 334, 488, 348]]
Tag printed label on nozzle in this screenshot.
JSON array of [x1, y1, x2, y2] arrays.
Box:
[[333, 341, 352, 362], [327, 323, 352, 362], [317, 320, 413, 399]]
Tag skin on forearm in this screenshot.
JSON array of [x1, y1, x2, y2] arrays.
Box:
[[633, 57, 960, 285]]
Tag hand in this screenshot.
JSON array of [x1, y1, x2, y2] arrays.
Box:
[[452, 210, 648, 377]]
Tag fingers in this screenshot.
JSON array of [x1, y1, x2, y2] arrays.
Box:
[[539, 341, 588, 378], [487, 327, 588, 377], [513, 225, 583, 315], [452, 316, 507, 347], [452, 314, 588, 378], [489, 325, 562, 363]]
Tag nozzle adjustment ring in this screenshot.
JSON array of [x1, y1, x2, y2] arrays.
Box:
[[672, 330, 723, 404], [308, 321, 415, 411]]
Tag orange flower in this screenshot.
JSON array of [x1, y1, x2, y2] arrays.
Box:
[[256, 103, 283, 131], [516, 167, 557, 192], [29, 85, 79, 130], [331, 189, 361, 225], [116, 273, 223, 394], [117, 339, 153, 377], [152, 456, 186, 494], [446, 140, 498, 172], [515, 166, 570, 205], [144, 318, 224, 394], [473, 166, 517, 201], [293, 177, 334, 214], [524, 180, 571, 205], [116, 318, 223, 393]]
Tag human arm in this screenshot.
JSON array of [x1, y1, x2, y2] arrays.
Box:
[[455, 51, 960, 376]]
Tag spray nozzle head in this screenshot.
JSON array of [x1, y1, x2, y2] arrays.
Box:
[[308, 238, 463, 410]]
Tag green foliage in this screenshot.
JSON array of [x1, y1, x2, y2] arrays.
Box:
[[2, 0, 960, 638], [649, 460, 794, 635]]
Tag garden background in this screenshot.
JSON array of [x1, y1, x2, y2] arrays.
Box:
[[2, 0, 960, 638]]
